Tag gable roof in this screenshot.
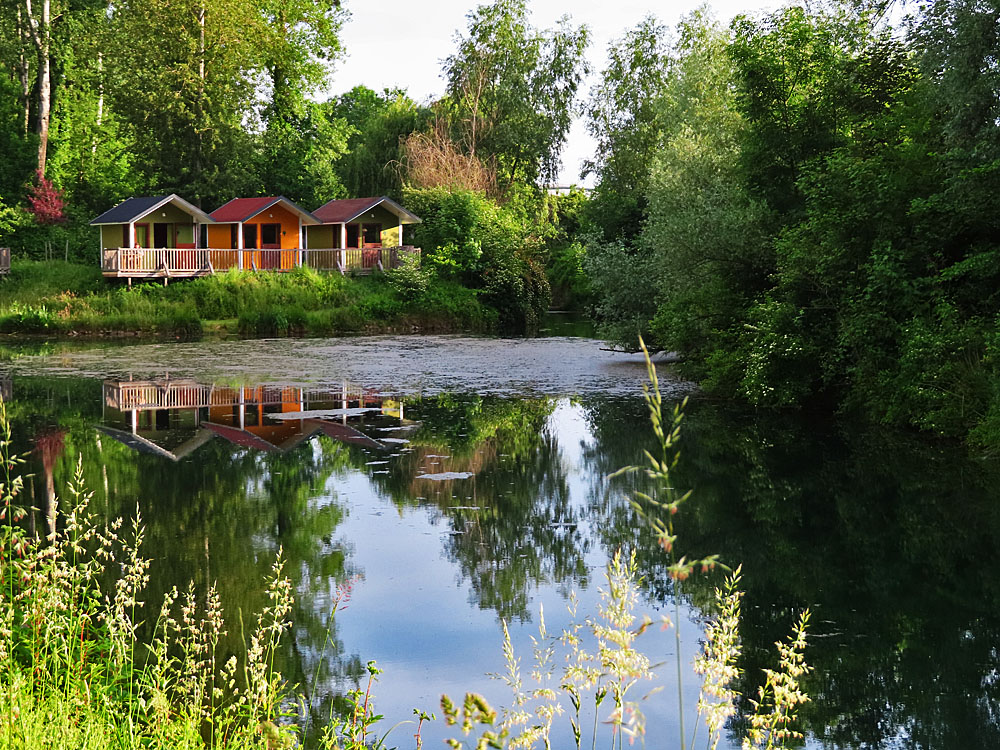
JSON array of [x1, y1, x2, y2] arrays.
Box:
[[90, 194, 215, 225], [312, 196, 421, 225], [210, 196, 320, 225]]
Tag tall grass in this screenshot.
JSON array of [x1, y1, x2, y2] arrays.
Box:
[[0, 261, 493, 337]]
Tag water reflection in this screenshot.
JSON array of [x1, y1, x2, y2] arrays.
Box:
[[100, 377, 405, 458], [4, 372, 1000, 747]]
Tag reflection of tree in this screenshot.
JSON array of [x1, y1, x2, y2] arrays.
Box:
[[6, 376, 363, 728], [582, 396, 1000, 748], [367, 395, 590, 621]]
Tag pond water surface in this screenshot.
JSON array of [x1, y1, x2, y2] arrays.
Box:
[[4, 329, 1000, 749]]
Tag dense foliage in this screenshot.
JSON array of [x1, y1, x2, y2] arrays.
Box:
[[584, 2, 1000, 445]]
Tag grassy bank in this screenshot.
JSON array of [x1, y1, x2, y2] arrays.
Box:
[[0, 261, 496, 338]]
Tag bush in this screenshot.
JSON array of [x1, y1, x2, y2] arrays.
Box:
[[405, 186, 551, 331], [385, 252, 433, 298]]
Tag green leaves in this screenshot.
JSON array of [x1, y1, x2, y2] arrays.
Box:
[[442, 0, 589, 193]]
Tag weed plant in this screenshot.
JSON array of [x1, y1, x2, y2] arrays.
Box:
[[441, 340, 812, 750]]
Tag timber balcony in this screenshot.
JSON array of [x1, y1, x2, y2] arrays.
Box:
[[100, 246, 420, 280]]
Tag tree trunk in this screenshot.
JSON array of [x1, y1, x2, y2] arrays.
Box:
[[23, 0, 52, 177], [193, 1, 206, 205], [17, 7, 31, 135]]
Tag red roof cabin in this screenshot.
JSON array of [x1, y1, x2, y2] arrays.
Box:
[[308, 196, 421, 249], [207, 196, 319, 271]]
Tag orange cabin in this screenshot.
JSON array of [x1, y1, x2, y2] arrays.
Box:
[[207, 196, 319, 270]]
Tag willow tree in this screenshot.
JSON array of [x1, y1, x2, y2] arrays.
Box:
[[442, 0, 589, 195], [584, 15, 674, 242]]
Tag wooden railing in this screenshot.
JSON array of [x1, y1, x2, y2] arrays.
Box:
[[0, 247, 10, 274], [102, 246, 421, 278], [104, 379, 381, 412]]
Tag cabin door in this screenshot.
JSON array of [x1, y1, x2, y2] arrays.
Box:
[[153, 223, 169, 249], [260, 223, 281, 268]]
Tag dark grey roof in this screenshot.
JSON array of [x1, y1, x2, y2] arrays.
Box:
[[90, 194, 215, 225]]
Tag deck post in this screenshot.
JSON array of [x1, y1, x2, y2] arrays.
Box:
[[237, 222, 244, 270]]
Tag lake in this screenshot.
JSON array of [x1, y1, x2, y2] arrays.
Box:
[[3, 329, 999, 749]]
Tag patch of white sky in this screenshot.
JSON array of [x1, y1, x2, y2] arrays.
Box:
[[324, 0, 784, 188]]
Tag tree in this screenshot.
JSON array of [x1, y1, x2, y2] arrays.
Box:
[[328, 86, 428, 199], [107, 0, 263, 206], [20, 0, 54, 177], [405, 186, 550, 331], [256, 101, 351, 207], [442, 0, 589, 195], [584, 15, 674, 242], [26, 169, 65, 224]]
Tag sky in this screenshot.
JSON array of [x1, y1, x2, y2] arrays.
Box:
[[326, 0, 783, 187]]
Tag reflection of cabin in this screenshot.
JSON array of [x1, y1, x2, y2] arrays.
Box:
[[94, 194, 422, 281], [100, 378, 403, 459]]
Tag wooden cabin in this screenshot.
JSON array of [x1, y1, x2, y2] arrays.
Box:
[[207, 196, 319, 271], [91, 194, 215, 280], [307, 196, 421, 271], [93, 193, 421, 280]]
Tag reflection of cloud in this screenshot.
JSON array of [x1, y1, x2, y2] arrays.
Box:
[[415, 471, 474, 480]]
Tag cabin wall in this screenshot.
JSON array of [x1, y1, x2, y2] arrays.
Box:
[[207, 224, 234, 249], [100, 225, 121, 249], [306, 225, 335, 249], [148, 204, 193, 224], [242, 205, 301, 249], [353, 205, 402, 246], [381, 224, 400, 247]]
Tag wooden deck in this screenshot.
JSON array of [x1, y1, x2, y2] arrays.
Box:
[[100, 246, 420, 280]]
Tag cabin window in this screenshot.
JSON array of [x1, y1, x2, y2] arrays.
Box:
[[261, 223, 280, 247], [134, 224, 150, 248], [176, 223, 194, 247], [200, 225, 207, 248], [243, 224, 258, 249], [346, 224, 360, 248], [362, 223, 382, 247]]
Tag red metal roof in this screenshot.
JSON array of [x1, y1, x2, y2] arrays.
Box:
[[312, 197, 384, 224], [209, 197, 280, 223]]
